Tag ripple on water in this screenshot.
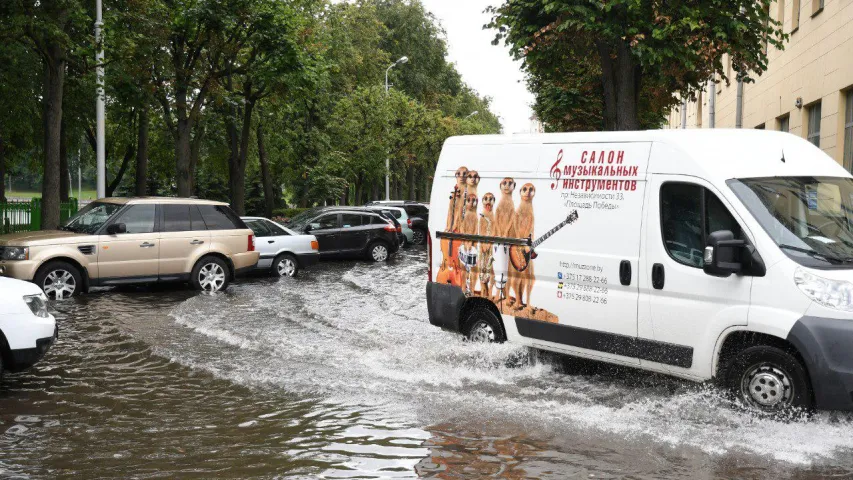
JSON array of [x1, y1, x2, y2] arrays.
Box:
[[2, 249, 853, 478]]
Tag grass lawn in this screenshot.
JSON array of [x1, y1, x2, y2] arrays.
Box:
[[7, 190, 99, 201]]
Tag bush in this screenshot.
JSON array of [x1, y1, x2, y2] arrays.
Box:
[[271, 207, 310, 222]]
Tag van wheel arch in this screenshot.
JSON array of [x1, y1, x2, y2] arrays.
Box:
[[461, 298, 506, 342]]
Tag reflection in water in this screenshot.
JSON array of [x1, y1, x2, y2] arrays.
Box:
[[1, 249, 853, 478]]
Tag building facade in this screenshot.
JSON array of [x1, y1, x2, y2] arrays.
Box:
[[667, 0, 853, 170]]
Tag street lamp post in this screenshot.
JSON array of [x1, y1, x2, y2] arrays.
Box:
[[384, 56, 408, 201], [95, 0, 106, 199], [465, 111, 479, 119]]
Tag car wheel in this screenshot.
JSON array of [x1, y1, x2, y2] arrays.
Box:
[[273, 254, 299, 278], [191, 256, 231, 293], [412, 229, 426, 245], [464, 308, 505, 343], [367, 242, 390, 262], [35, 261, 82, 300], [723, 345, 813, 414]]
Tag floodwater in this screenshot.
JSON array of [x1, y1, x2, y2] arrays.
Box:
[[2, 248, 853, 479]]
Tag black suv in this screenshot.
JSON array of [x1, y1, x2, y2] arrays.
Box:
[[364, 201, 430, 244], [285, 207, 400, 262]]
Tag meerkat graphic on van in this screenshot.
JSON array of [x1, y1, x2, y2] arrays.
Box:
[[511, 183, 536, 311], [458, 194, 480, 293], [452, 167, 469, 228], [478, 192, 496, 299], [494, 178, 516, 238]]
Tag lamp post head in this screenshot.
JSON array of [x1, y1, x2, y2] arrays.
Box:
[[396, 56, 409, 65]]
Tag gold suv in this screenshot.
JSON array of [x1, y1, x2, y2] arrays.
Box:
[[0, 198, 259, 298]]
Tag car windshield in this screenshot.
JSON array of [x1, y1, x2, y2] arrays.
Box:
[[287, 209, 320, 231], [729, 176, 853, 268], [61, 202, 124, 234]]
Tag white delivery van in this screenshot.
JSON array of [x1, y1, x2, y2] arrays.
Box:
[[426, 129, 853, 413]]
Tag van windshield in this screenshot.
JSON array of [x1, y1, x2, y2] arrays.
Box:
[[61, 202, 123, 234], [729, 176, 853, 268]]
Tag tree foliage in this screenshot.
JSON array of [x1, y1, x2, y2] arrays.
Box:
[[489, 0, 786, 131]]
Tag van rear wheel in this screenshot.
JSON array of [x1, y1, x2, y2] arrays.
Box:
[[35, 261, 82, 299], [724, 345, 813, 413], [464, 308, 505, 343]]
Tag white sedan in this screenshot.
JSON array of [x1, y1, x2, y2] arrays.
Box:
[[241, 216, 320, 277], [0, 277, 57, 380]]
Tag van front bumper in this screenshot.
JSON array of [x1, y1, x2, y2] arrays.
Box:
[[787, 316, 853, 411], [426, 281, 465, 332], [0, 260, 39, 282]]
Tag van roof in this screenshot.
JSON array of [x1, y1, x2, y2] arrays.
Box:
[[442, 129, 849, 183], [97, 197, 229, 206]]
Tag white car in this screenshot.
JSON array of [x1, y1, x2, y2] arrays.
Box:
[[0, 277, 57, 380], [241, 217, 320, 277], [365, 206, 414, 246]]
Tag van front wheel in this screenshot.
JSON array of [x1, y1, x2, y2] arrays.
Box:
[[724, 345, 813, 413]]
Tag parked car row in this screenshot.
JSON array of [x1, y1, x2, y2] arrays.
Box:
[[0, 197, 429, 378]]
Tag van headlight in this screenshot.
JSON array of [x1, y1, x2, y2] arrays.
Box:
[[23, 294, 50, 318], [794, 267, 853, 312], [1, 246, 29, 261]]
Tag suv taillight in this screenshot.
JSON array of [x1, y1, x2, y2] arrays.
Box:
[[396, 225, 402, 233], [383, 223, 396, 232], [407, 218, 412, 227], [248, 234, 255, 252]]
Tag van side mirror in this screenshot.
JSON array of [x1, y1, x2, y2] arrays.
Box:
[[106, 223, 126, 235], [703, 230, 744, 277]]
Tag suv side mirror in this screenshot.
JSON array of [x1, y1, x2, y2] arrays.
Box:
[[703, 230, 744, 277], [304, 224, 315, 233], [106, 223, 126, 235]]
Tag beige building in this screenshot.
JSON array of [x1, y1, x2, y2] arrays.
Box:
[[667, 0, 853, 170]]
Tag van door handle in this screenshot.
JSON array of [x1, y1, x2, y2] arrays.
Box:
[[652, 263, 665, 289], [267, 240, 275, 244], [140, 242, 156, 248], [190, 240, 204, 245], [619, 260, 632, 286]]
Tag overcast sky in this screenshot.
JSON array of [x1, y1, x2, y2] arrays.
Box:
[[420, 0, 534, 133]]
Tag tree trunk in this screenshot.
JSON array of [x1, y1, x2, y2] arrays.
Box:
[[189, 122, 205, 195], [256, 113, 274, 218], [59, 119, 69, 201], [175, 118, 193, 197], [136, 106, 149, 196], [596, 40, 640, 131], [407, 166, 415, 200], [371, 182, 379, 202], [0, 133, 5, 202], [227, 99, 255, 216], [41, 45, 65, 230], [107, 143, 136, 197]]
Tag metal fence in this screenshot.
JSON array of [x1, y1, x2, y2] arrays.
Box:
[[1, 198, 79, 234]]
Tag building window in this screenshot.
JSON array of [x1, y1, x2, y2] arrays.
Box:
[[812, 0, 824, 16], [792, 0, 801, 31], [844, 90, 853, 171], [778, 115, 790, 132], [756, 123, 766, 129], [807, 102, 822, 147], [778, 0, 785, 28], [762, 4, 770, 55]]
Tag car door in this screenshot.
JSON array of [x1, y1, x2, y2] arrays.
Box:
[[158, 204, 210, 279], [310, 214, 341, 256], [641, 175, 752, 377], [97, 203, 160, 282], [245, 219, 276, 268], [339, 213, 369, 253]]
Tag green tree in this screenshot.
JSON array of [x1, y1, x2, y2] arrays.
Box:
[[490, 0, 785, 130]]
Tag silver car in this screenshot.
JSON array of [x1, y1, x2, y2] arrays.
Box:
[[241, 217, 319, 277]]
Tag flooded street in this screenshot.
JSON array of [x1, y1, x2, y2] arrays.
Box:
[[3, 248, 853, 478]]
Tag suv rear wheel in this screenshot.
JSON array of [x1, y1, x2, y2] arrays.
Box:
[[412, 229, 426, 245], [723, 345, 813, 413], [191, 256, 231, 293], [367, 241, 391, 262], [35, 261, 82, 299]]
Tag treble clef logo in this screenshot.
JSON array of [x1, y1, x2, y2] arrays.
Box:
[[550, 149, 563, 190]]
